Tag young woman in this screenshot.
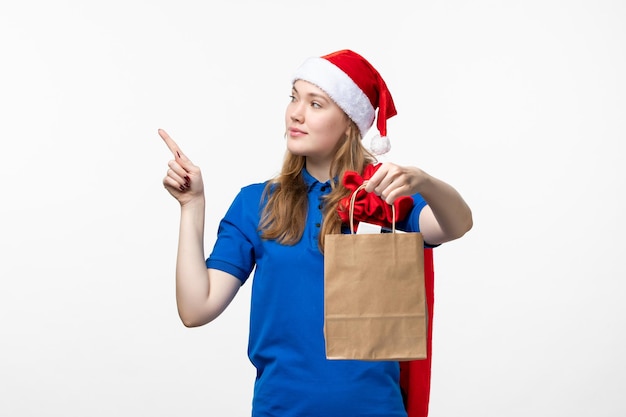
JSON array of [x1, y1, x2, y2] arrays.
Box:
[[160, 49, 472, 417]]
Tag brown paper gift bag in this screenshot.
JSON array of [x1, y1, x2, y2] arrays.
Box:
[[324, 184, 427, 361]]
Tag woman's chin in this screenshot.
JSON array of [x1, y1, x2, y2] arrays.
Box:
[[286, 142, 307, 157]]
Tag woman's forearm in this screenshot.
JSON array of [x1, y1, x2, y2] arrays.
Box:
[[175, 197, 211, 326], [418, 174, 473, 244]]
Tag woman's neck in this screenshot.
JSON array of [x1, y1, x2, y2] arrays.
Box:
[[305, 159, 331, 183]]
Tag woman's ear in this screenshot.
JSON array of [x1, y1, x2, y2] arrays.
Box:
[[344, 120, 355, 138]]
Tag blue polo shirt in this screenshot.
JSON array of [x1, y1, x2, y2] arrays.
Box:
[[206, 168, 427, 417]]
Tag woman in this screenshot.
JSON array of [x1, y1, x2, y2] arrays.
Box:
[[160, 49, 472, 417]]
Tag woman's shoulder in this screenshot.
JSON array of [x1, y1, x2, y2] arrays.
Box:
[[239, 181, 269, 196], [220, 181, 270, 221], [232, 181, 271, 205]]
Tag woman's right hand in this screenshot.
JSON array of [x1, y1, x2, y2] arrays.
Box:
[[159, 129, 205, 206]]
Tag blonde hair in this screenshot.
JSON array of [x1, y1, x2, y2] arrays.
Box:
[[259, 122, 376, 252]]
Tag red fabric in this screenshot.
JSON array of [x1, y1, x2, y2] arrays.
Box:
[[338, 164, 414, 229], [322, 49, 397, 137], [400, 248, 435, 417]]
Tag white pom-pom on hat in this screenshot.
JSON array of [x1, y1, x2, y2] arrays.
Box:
[[370, 134, 391, 156], [292, 49, 397, 155]]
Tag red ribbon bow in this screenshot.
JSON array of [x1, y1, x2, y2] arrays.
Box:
[[338, 164, 414, 229]]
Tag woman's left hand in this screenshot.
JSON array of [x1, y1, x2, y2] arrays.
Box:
[[364, 162, 473, 244], [363, 162, 425, 204]]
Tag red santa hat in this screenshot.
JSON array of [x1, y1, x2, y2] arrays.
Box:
[[292, 49, 397, 155]]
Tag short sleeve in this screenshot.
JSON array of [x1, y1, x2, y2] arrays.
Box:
[[396, 193, 427, 233], [205, 184, 265, 284], [396, 193, 439, 248]]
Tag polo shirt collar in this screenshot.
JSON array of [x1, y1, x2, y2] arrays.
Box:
[[302, 168, 333, 193]]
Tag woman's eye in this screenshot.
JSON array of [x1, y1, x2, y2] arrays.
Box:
[[289, 95, 296, 102], [311, 101, 321, 109]]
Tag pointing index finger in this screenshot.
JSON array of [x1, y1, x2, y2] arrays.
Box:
[[158, 128, 183, 158]]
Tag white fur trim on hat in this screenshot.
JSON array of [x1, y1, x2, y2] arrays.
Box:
[[292, 57, 376, 138]]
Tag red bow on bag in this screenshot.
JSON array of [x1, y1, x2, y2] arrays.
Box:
[[338, 164, 414, 229]]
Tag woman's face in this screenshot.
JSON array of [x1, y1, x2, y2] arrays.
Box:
[[285, 80, 350, 164]]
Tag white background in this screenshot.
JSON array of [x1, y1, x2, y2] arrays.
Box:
[[1, 1, 624, 416]]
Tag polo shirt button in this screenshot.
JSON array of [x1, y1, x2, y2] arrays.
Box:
[[315, 223, 321, 228], [318, 204, 323, 209], [320, 185, 328, 191]]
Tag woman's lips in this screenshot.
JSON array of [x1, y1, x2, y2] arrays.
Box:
[[288, 127, 306, 137]]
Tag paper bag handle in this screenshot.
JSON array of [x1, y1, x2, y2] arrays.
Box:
[[349, 182, 396, 234]]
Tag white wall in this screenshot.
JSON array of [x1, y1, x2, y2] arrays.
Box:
[[1, 1, 624, 416]]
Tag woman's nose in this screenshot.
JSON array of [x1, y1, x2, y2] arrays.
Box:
[[290, 103, 304, 123]]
